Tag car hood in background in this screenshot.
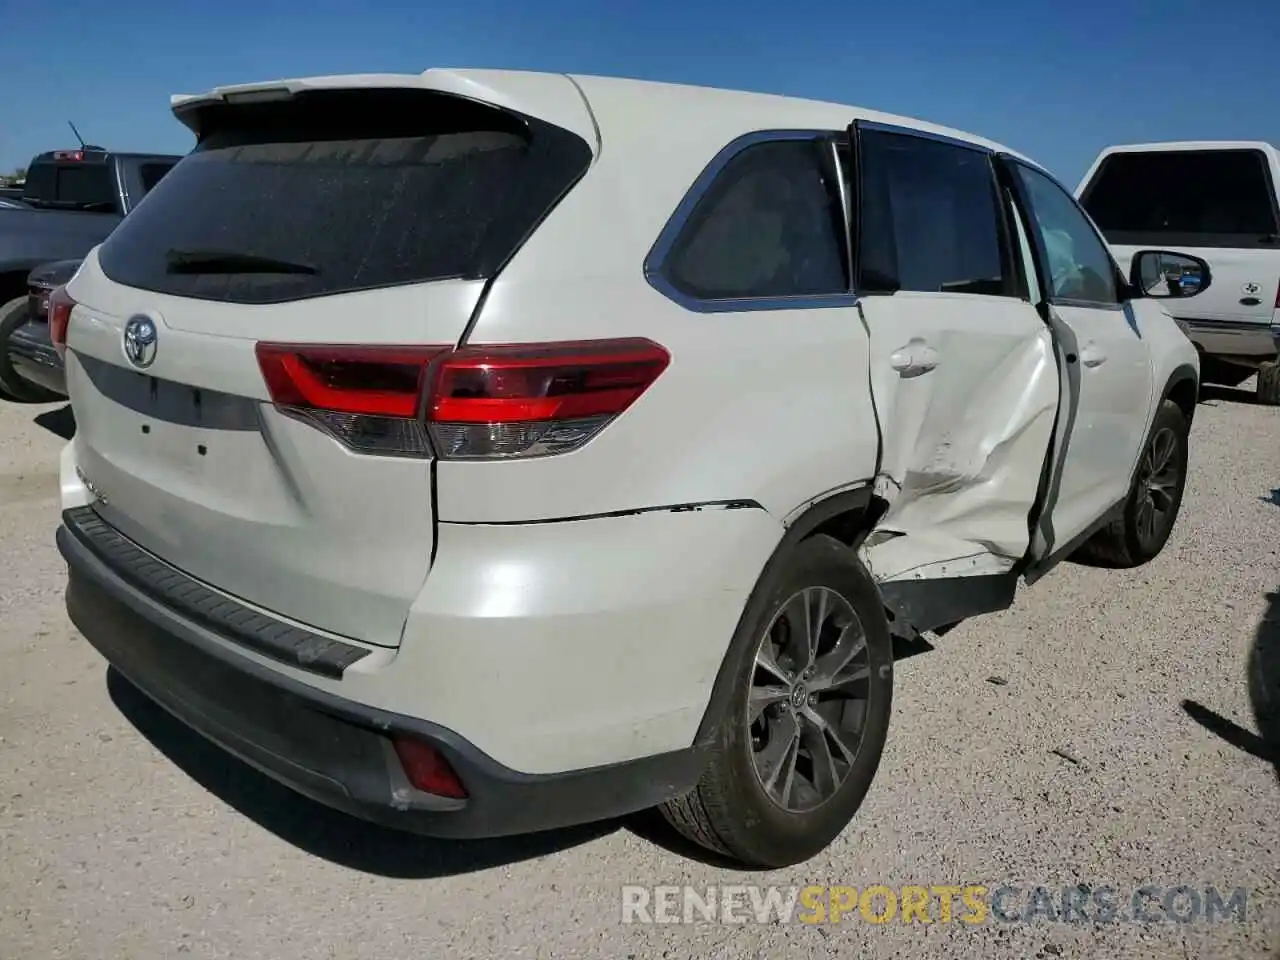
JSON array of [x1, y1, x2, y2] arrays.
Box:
[[28, 259, 84, 290]]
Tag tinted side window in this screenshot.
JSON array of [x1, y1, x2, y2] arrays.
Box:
[[1080, 150, 1280, 247], [662, 139, 848, 300], [857, 130, 1010, 296], [1015, 163, 1119, 306]]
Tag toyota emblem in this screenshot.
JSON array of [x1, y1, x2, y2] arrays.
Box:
[[123, 315, 158, 369]]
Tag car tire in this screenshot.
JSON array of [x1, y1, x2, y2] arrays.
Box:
[[659, 533, 894, 868], [1072, 399, 1189, 568], [1256, 360, 1280, 406], [0, 296, 62, 404]]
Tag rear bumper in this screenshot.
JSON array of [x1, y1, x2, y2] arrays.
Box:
[[57, 511, 712, 839], [7, 318, 66, 395]]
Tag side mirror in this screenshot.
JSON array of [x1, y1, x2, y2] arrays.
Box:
[[1129, 250, 1212, 300]]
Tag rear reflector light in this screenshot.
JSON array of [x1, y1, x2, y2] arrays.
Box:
[[256, 338, 669, 460], [392, 738, 467, 799], [47, 285, 75, 358]]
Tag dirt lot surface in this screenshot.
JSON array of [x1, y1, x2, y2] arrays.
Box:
[[1, 388, 1277, 959]]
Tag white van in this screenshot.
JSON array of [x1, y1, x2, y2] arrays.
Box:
[[1076, 141, 1280, 403]]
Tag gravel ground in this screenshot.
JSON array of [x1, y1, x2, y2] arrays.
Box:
[[1, 386, 1277, 960]]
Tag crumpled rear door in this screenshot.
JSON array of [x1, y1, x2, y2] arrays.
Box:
[[846, 122, 1060, 593], [856, 294, 1058, 583]]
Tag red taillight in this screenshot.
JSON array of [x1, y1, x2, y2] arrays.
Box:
[[53, 150, 83, 161], [256, 338, 669, 460], [256, 344, 448, 418], [47, 285, 76, 358], [426, 338, 670, 460], [255, 343, 448, 457], [391, 738, 468, 799]]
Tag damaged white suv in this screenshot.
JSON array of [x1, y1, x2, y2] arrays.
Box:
[[54, 69, 1205, 868]]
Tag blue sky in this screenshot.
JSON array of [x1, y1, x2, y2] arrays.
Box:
[[2, 0, 1277, 185]]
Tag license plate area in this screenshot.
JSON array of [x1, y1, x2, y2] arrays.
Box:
[[85, 356, 259, 427], [77, 354, 263, 479]]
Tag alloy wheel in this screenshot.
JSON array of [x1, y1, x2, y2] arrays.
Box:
[[747, 586, 872, 813], [1135, 426, 1180, 549]]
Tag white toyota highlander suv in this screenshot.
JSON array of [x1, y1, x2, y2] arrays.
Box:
[[53, 68, 1206, 868]]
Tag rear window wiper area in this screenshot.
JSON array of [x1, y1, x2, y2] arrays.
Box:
[[164, 248, 318, 275]]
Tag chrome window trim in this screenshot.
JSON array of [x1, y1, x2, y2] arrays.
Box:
[[643, 128, 859, 314], [830, 138, 855, 289]]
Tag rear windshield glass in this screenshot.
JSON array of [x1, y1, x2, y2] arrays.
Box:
[[1080, 149, 1279, 247], [23, 162, 116, 209], [98, 89, 592, 304]]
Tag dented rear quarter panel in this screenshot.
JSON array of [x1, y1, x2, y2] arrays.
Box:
[[436, 79, 884, 526]]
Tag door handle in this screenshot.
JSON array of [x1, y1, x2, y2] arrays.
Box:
[[1079, 342, 1107, 368], [889, 339, 940, 378]]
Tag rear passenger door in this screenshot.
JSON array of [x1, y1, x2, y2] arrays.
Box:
[[848, 123, 1060, 582], [1002, 158, 1156, 555]]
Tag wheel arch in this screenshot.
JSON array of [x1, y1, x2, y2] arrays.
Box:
[[0, 268, 31, 306], [1161, 362, 1199, 427], [780, 484, 882, 549], [691, 484, 882, 748]]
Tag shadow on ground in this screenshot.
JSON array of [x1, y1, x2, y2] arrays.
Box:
[[34, 403, 75, 440], [106, 667, 618, 878], [1182, 589, 1280, 780], [1199, 384, 1268, 407]]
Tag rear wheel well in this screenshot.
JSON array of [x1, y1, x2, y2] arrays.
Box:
[[0, 270, 28, 306], [804, 493, 888, 550], [799, 492, 894, 626], [1166, 374, 1198, 426]]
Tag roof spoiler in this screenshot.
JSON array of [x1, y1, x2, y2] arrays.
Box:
[[169, 70, 600, 147]]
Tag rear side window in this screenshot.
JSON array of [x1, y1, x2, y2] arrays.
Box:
[[97, 89, 593, 304], [1080, 150, 1280, 248], [857, 129, 1012, 296], [659, 138, 849, 301]]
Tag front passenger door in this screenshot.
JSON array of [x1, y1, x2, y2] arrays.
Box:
[[1001, 158, 1156, 558]]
